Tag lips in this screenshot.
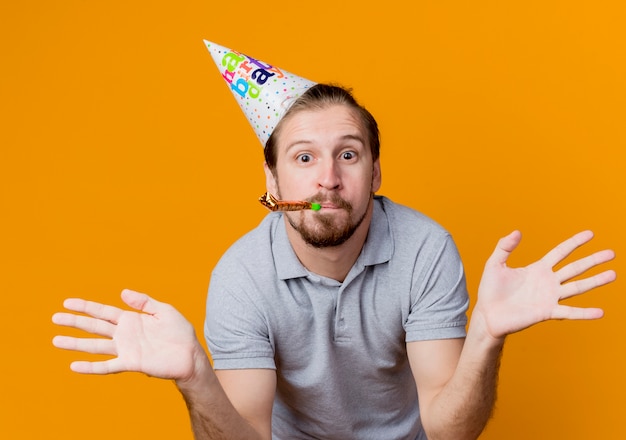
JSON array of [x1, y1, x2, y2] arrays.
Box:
[[308, 194, 352, 211]]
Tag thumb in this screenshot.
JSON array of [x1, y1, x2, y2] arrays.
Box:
[[487, 230, 523, 267], [120, 289, 162, 315]]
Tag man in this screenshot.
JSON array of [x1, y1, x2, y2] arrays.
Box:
[[53, 45, 616, 440]]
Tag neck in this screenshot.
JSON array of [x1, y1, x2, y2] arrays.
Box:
[[284, 202, 373, 282]]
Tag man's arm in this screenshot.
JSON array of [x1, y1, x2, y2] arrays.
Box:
[[176, 365, 275, 440], [408, 330, 502, 440], [52, 289, 274, 440], [409, 230, 615, 440]]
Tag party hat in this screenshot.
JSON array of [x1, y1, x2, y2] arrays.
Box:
[[204, 40, 316, 146]]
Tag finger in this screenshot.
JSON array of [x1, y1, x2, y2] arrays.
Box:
[[486, 230, 522, 267], [52, 312, 116, 338], [557, 249, 616, 283], [52, 335, 116, 356], [560, 269, 617, 299], [121, 289, 164, 315], [70, 358, 125, 375], [61, 298, 124, 325], [551, 304, 604, 320], [541, 230, 594, 267]]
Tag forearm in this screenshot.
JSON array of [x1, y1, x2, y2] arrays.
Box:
[[176, 351, 265, 440], [422, 316, 504, 440]]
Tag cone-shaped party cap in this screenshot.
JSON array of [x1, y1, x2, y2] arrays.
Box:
[[204, 40, 316, 146]]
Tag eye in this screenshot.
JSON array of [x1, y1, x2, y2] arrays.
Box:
[[296, 153, 312, 163], [341, 151, 356, 160]]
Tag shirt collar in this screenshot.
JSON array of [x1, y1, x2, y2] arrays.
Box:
[[272, 196, 393, 281]]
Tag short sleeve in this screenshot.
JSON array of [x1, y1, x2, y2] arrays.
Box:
[[205, 264, 276, 370], [404, 234, 469, 342]]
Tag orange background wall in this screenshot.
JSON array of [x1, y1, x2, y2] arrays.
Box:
[[2, 1, 624, 438]]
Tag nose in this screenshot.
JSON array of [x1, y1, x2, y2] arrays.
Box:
[[317, 159, 341, 190]]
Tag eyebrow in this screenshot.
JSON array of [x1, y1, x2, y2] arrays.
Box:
[[285, 134, 366, 152]]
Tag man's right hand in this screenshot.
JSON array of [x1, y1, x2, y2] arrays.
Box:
[[52, 289, 205, 380]]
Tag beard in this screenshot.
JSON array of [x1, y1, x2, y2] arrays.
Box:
[[283, 191, 371, 248]]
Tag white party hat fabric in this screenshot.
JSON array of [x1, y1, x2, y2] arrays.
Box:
[[204, 40, 316, 146]]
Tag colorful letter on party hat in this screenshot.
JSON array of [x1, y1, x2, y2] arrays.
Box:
[[204, 40, 316, 146]]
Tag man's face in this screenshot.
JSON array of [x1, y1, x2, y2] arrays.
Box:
[[264, 104, 381, 248]]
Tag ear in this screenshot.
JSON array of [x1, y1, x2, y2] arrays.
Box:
[[371, 159, 382, 193], [264, 162, 278, 195]]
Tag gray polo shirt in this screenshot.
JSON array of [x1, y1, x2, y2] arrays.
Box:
[[206, 196, 469, 439]]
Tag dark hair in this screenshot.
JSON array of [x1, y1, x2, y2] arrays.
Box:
[[264, 84, 380, 170]]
